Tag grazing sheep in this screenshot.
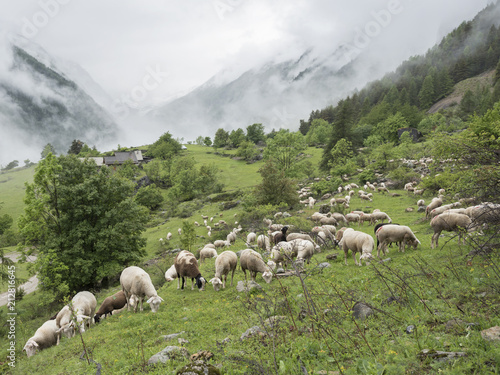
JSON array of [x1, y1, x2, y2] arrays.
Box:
[[417, 199, 425, 207], [257, 234, 271, 251], [311, 212, 328, 223], [240, 249, 273, 283], [209, 250, 238, 291], [376, 224, 420, 257], [120, 266, 164, 313], [413, 189, 424, 195], [214, 239, 230, 249], [430, 212, 473, 249], [269, 223, 284, 231], [246, 232, 257, 246], [270, 241, 297, 269], [174, 250, 207, 291], [289, 239, 317, 264], [178, 228, 182, 235], [23, 320, 59, 357], [331, 212, 348, 225], [319, 216, 338, 226], [94, 291, 127, 323], [373, 223, 400, 249], [345, 213, 360, 226], [465, 203, 500, 226], [226, 231, 237, 244], [370, 211, 392, 224], [199, 246, 218, 263], [438, 188, 445, 195], [55, 291, 97, 341], [425, 197, 443, 219], [286, 232, 321, 250], [359, 213, 373, 225], [339, 228, 374, 266], [164, 264, 178, 282], [429, 202, 461, 219], [166, 232, 172, 240]]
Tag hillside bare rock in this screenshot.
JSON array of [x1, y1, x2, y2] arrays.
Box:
[[481, 326, 500, 342], [148, 346, 189, 365]]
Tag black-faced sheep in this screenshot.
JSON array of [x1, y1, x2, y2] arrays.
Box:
[[209, 250, 238, 291], [23, 320, 59, 357], [375, 224, 420, 257], [94, 290, 127, 323], [55, 291, 97, 341], [240, 249, 273, 284], [339, 228, 374, 266], [430, 212, 473, 249], [174, 250, 207, 291], [120, 266, 164, 312], [272, 226, 289, 245]]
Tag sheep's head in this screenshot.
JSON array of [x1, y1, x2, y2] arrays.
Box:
[[146, 296, 164, 313], [209, 277, 222, 292], [56, 321, 75, 338], [23, 339, 38, 357], [76, 315, 91, 333], [267, 260, 277, 270], [195, 275, 206, 291], [129, 295, 139, 311], [94, 314, 102, 324], [262, 271, 273, 284]]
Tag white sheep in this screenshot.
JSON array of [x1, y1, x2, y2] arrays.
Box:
[[425, 197, 443, 218], [166, 232, 172, 240], [164, 264, 178, 282], [359, 213, 373, 225], [199, 246, 218, 263], [174, 250, 207, 291], [331, 212, 348, 225], [214, 239, 230, 249], [429, 202, 461, 219], [246, 232, 257, 246], [209, 250, 238, 291], [339, 228, 374, 266], [226, 231, 237, 244], [286, 232, 321, 251], [375, 224, 420, 257], [430, 212, 473, 249], [240, 249, 273, 284], [120, 266, 164, 313], [55, 291, 97, 341], [289, 239, 317, 265], [370, 211, 392, 224], [23, 320, 59, 357], [345, 213, 360, 226], [257, 234, 271, 251], [417, 199, 425, 207], [270, 242, 296, 269]]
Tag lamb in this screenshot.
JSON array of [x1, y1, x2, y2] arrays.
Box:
[[164, 264, 178, 282], [94, 290, 128, 323], [209, 250, 238, 291], [376, 224, 420, 257], [370, 211, 392, 224], [55, 291, 97, 341], [430, 212, 473, 249], [120, 266, 164, 313], [338, 228, 375, 266], [23, 320, 59, 357], [425, 197, 443, 218], [174, 250, 207, 291], [199, 246, 218, 263], [257, 234, 271, 251], [240, 249, 273, 283]]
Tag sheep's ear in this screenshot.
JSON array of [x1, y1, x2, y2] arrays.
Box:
[[55, 326, 65, 334], [208, 278, 216, 284], [146, 297, 154, 304], [158, 296, 164, 302]]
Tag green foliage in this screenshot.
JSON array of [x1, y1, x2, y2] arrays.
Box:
[[0, 206, 13, 236], [203, 136, 212, 147], [329, 138, 354, 168], [229, 128, 246, 148], [143, 159, 172, 187], [254, 159, 299, 207], [180, 221, 196, 251], [77, 144, 100, 157], [311, 178, 341, 196], [41, 143, 56, 159], [195, 136, 204, 145], [373, 112, 408, 143], [213, 128, 230, 149], [236, 141, 260, 161], [305, 119, 330, 146], [135, 184, 164, 210], [357, 169, 376, 185], [116, 159, 139, 180], [67, 139, 84, 155], [147, 132, 182, 159], [246, 123, 265, 144], [18, 154, 148, 297], [263, 129, 307, 178], [2, 160, 19, 171]]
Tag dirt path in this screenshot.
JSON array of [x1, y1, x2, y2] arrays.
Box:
[[0, 252, 38, 306]]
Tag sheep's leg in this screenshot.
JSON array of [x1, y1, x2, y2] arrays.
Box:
[[181, 277, 185, 290], [191, 278, 195, 290], [230, 268, 235, 286], [344, 249, 349, 265], [222, 275, 226, 289], [177, 274, 181, 290], [124, 291, 131, 312], [353, 251, 359, 266], [139, 297, 144, 312]]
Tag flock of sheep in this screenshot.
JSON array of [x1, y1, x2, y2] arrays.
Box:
[[23, 180, 499, 358]]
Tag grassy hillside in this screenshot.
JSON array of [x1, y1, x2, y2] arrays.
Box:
[[2, 186, 499, 374], [0, 167, 35, 225]]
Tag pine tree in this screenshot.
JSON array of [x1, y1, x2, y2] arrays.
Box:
[[418, 75, 435, 108]]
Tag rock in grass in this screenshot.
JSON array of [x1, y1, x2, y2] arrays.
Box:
[[352, 302, 373, 321], [236, 280, 262, 292], [317, 262, 331, 269], [240, 326, 263, 341], [481, 326, 500, 342], [148, 346, 189, 365], [161, 332, 185, 341], [418, 349, 466, 362]]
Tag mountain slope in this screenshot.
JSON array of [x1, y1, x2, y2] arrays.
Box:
[[0, 36, 118, 165]]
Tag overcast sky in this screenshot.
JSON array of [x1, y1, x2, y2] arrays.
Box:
[[1, 0, 494, 105]]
